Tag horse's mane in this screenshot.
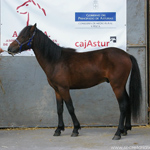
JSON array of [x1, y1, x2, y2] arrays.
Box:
[[34, 28, 62, 62], [33, 27, 76, 62]]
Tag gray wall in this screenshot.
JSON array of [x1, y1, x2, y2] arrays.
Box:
[[0, 0, 148, 128]]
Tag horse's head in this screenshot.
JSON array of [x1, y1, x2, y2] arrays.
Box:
[[8, 24, 37, 55]]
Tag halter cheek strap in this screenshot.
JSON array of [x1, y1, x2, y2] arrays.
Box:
[[27, 28, 36, 49], [27, 38, 33, 48]]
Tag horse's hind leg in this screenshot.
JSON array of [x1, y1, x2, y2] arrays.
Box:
[[54, 91, 65, 136], [122, 91, 132, 136], [111, 87, 128, 140]]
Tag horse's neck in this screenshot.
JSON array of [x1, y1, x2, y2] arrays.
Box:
[[32, 47, 54, 74]]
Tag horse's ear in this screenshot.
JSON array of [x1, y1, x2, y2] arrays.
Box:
[[34, 23, 37, 28], [30, 23, 37, 32]]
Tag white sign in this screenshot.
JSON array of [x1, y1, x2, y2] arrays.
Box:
[[0, 0, 126, 56]]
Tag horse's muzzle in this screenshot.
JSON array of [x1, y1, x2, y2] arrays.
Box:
[[8, 46, 17, 56]]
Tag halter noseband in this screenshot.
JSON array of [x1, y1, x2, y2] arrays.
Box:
[[15, 28, 36, 52]]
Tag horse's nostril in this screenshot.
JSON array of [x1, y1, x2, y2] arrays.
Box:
[[8, 49, 14, 56], [8, 47, 11, 52]]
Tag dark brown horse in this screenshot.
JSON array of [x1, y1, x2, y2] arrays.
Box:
[[8, 24, 142, 140]]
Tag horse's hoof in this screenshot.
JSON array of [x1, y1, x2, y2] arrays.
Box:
[[53, 132, 61, 136], [71, 132, 79, 137], [112, 135, 121, 140]]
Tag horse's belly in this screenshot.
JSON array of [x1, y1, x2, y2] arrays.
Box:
[[70, 77, 106, 89]]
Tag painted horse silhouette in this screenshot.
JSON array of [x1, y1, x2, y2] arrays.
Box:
[[16, 0, 46, 26], [8, 24, 142, 140]]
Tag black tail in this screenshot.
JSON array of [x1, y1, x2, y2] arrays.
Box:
[[129, 55, 142, 121]]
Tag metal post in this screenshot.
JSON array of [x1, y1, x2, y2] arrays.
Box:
[[148, 0, 150, 123]]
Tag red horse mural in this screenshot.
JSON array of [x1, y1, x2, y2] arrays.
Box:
[[16, 0, 46, 26]]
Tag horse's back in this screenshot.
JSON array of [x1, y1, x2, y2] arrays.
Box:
[[62, 47, 130, 61], [62, 47, 131, 71]]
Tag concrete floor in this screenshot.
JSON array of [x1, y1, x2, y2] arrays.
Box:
[[0, 126, 150, 150]]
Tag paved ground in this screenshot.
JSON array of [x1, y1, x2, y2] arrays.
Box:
[[0, 126, 150, 150]]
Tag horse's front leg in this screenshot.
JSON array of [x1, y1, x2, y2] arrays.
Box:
[[53, 91, 65, 136], [65, 99, 81, 137], [59, 88, 81, 137]]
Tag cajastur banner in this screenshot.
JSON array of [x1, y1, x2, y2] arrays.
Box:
[[0, 0, 126, 56]]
